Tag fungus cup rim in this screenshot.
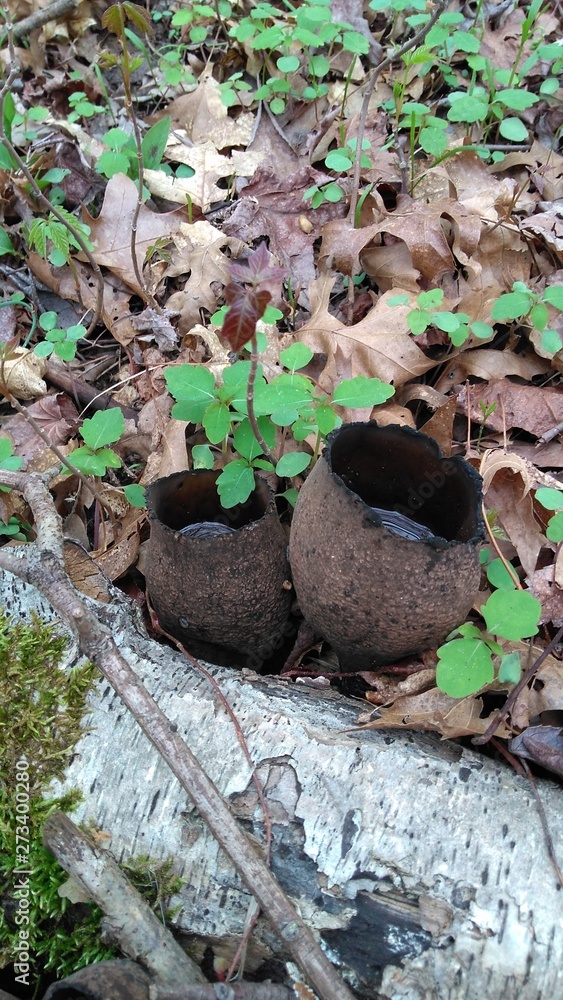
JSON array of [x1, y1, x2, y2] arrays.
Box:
[[323, 421, 486, 549], [146, 469, 276, 540]]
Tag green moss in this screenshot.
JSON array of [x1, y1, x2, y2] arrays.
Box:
[[0, 610, 115, 988]]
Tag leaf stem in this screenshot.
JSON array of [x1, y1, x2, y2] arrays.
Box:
[[247, 335, 277, 467]]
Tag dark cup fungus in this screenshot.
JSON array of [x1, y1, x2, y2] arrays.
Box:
[[289, 422, 485, 669], [145, 470, 292, 661]]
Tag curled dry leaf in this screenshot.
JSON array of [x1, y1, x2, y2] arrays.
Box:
[[358, 686, 511, 740], [165, 221, 244, 334], [156, 75, 254, 149], [0, 348, 47, 399]]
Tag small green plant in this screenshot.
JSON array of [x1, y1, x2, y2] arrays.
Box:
[[305, 138, 372, 208], [67, 91, 105, 123], [491, 282, 563, 356], [70, 408, 125, 477], [389, 289, 493, 346], [435, 585, 542, 698], [535, 487, 563, 544], [34, 312, 86, 362], [222, 0, 369, 113], [95, 117, 171, 183], [24, 210, 93, 268], [165, 245, 394, 507]]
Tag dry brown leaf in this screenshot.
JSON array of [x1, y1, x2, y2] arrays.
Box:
[[457, 380, 563, 439], [158, 75, 254, 148], [525, 566, 563, 627], [84, 174, 184, 296], [144, 146, 262, 213], [320, 195, 481, 280], [359, 686, 510, 739], [222, 164, 344, 287], [0, 348, 47, 399], [480, 451, 545, 576], [419, 396, 457, 456], [93, 507, 144, 582], [165, 220, 244, 333], [297, 278, 437, 392], [435, 347, 550, 390]]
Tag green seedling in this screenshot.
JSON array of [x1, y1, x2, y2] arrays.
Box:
[[24, 210, 93, 268], [95, 117, 171, 183], [436, 589, 542, 698], [491, 281, 563, 356], [304, 138, 372, 208], [70, 408, 125, 477], [67, 91, 105, 123], [34, 311, 86, 362], [389, 289, 493, 346]]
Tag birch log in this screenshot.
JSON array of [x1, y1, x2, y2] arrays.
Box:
[[1, 568, 562, 1000]]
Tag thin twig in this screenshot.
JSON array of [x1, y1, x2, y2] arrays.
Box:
[[347, 0, 450, 226], [0, 470, 355, 1000], [8, 0, 78, 39], [520, 760, 563, 889]]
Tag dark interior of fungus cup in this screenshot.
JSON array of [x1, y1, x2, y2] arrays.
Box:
[[147, 470, 270, 532], [327, 423, 484, 544]]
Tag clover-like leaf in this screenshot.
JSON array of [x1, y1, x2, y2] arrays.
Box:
[[482, 590, 541, 641], [436, 637, 494, 698]]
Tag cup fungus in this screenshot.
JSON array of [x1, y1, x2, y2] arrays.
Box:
[[289, 422, 485, 669], [145, 470, 291, 660]]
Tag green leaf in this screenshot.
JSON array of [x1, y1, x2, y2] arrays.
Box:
[[541, 329, 562, 354], [70, 446, 118, 476], [482, 590, 541, 641], [546, 511, 563, 543], [279, 487, 298, 507], [254, 373, 314, 416], [202, 401, 231, 444], [419, 126, 448, 156], [495, 89, 539, 110], [39, 311, 58, 332], [436, 637, 495, 698], [192, 444, 215, 469], [447, 94, 489, 123], [251, 25, 285, 49], [332, 376, 394, 408], [141, 117, 170, 169], [34, 341, 54, 358], [530, 302, 549, 331], [279, 343, 314, 371], [388, 294, 409, 306], [275, 451, 311, 477], [407, 308, 431, 335], [80, 408, 125, 450], [0, 438, 23, 471], [535, 487, 563, 510], [316, 404, 339, 436], [486, 558, 517, 590], [54, 341, 77, 361], [216, 460, 255, 507], [322, 182, 344, 203], [277, 55, 300, 73], [124, 484, 146, 507], [543, 286, 563, 309], [96, 150, 131, 179], [471, 321, 493, 339], [431, 311, 461, 333], [490, 290, 532, 320], [165, 365, 216, 421], [499, 118, 529, 142], [342, 30, 370, 54], [0, 228, 15, 256], [498, 652, 521, 685], [232, 416, 275, 461]]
